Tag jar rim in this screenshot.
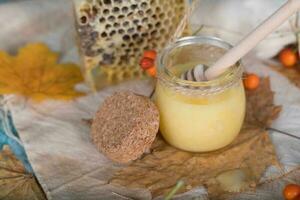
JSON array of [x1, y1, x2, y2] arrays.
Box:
[[157, 36, 243, 95]]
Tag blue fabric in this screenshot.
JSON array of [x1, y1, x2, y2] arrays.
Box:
[[0, 109, 33, 173]]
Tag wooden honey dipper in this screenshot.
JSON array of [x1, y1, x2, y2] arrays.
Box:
[[181, 0, 300, 81]]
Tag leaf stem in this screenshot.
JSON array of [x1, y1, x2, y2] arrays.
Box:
[[164, 180, 185, 200]]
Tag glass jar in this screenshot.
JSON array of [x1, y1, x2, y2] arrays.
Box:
[[155, 36, 246, 152]]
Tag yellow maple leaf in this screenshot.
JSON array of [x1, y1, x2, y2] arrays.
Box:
[[0, 43, 84, 102]]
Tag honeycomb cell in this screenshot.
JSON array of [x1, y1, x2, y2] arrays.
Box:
[[138, 10, 144, 16], [122, 21, 130, 27], [146, 9, 152, 15], [120, 54, 128, 61], [99, 17, 106, 23], [80, 16, 88, 24], [130, 4, 138, 10], [121, 6, 128, 13], [127, 27, 134, 33], [109, 30, 116, 36], [141, 32, 148, 37], [103, 9, 110, 15], [132, 33, 139, 40], [118, 29, 125, 34], [123, 35, 130, 41], [98, 48, 104, 53], [113, 22, 120, 28], [113, 0, 122, 3], [92, 6, 98, 15], [155, 22, 161, 28], [103, 0, 112, 5], [112, 7, 120, 13], [101, 32, 108, 37], [159, 13, 165, 19], [108, 15, 115, 22], [127, 12, 134, 17], [142, 17, 148, 23], [136, 38, 144, 44], [133, 19, 139, 25], [118, 14, 125, 19], [102, 53, 114, 64], [141, 2, 148, 9], [160, 29, 166, 34]]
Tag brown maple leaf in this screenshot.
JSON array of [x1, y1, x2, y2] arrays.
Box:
[[245, 77, 282, 128], [110, 77, 282, 198], [0, 146, 46, 200], [0, 43, 84, 102]]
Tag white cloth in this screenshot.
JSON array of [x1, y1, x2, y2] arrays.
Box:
[[1, 0, 299, 199], [7, 59, 300, 200]]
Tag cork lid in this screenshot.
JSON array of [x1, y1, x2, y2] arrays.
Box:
[[91, 91, 159, 163]]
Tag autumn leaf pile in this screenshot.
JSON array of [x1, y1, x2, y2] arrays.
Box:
[[0, 43, 84, 102]]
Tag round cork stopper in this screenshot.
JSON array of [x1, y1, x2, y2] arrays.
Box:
[[91, 91, 159, 163]]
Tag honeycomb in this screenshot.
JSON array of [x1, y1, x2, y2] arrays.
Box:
[[73, 0, 187, 89]]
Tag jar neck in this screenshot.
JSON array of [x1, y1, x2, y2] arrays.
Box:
[[157, 36, 243, 96]]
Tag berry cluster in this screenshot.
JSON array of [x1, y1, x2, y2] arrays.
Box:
[[139, 50, 157, 77]]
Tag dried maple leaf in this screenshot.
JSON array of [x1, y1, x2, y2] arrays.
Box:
[[0, 145, 46, 200], [110, 77, 281, 199], [0, 43, 84, 102], [245, 77, 282, 128]]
